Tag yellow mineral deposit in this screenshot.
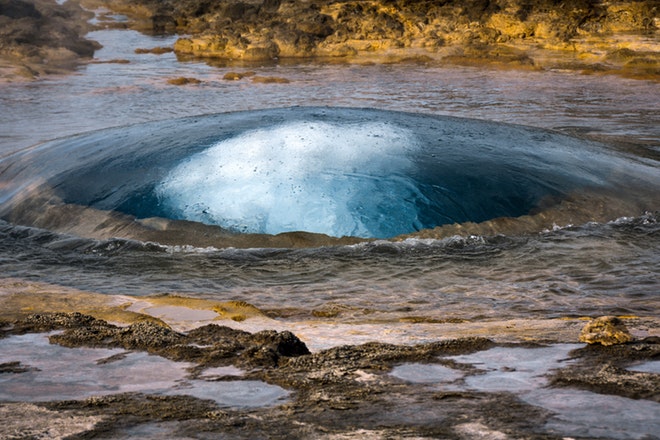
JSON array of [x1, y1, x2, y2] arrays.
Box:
[[579, 316, 634, 346]]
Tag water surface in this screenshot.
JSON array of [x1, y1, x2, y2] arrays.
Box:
[[0, 27, 658, 329], [0, 23, 658, 440]]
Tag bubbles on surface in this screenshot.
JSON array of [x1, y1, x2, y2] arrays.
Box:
[[156, 121, 421, 238], [1, 107, 658, 244]]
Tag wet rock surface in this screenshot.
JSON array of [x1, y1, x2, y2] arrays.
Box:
[[101, 0, 658, 78], [2, 0, 657, 80], [550, 338, 660, 402], [6, 312, 311, 368], [0, 0, 99, 80], [1, 312, 658, 439]]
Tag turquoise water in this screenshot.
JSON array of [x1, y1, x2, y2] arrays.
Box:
[[0, 27, 658, 324], [0, 23, 658, 440]]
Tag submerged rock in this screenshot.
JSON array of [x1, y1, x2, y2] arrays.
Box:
[[0, 361, 36, 373], [579, 316, 634, 346], [166, 76, 202, 85]]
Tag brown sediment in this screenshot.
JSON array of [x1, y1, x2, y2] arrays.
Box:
[[2, 280, 658, 347], [126, 294, 266, 323], [0, 278, 161, 325], [166, 76, 202, 85], [0, 279, 269, 329], [134, 46, 174, 54]]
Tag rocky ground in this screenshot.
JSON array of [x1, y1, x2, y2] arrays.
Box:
[[0, 312, 658, 439], [1, 0, 658, 81], [94, 0, 658, 78], [0, 0, 99, 80]]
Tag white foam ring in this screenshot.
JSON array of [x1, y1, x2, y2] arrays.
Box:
[[156, 121, 422, 238]]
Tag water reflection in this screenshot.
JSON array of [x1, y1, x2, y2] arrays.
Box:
[[0, 333, 289, 407], [389, 344, 660, 440], [1, 29, 659, 157]]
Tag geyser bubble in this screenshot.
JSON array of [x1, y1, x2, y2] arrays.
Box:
[[156, 121, 424, 238], [4, 107, 657, 246]]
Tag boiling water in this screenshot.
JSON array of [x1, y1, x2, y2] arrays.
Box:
[[1, 28, 659, 329]]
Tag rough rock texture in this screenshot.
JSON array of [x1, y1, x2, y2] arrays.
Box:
[[2, 312, 658, 438], [6, 313, 311, 368], [0, 403, 106, 440], [2, 0, 657, 80], [550, 338, 660, 401], [579, 315, 634, 346], [104, 0, 658, 78], [0, 0, 99, 80]]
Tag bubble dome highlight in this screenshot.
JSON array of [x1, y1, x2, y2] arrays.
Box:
[[0, 107, 656, 243]]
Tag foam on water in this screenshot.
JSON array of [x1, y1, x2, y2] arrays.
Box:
[[156, 121, 420, 238]]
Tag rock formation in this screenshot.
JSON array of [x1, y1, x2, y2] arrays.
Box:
[[1, 0, 658, 80], [0, 0, 99, 80], [579, 315, 634, 346], [116, 0, 658, 78]]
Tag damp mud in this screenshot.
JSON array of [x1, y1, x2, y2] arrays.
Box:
[[1, 309, 658, 439]]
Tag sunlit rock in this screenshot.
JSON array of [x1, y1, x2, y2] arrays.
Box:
[[145, 0, 659, 76], [0, 0, 99, 81], [579, 316, 633, 346]]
